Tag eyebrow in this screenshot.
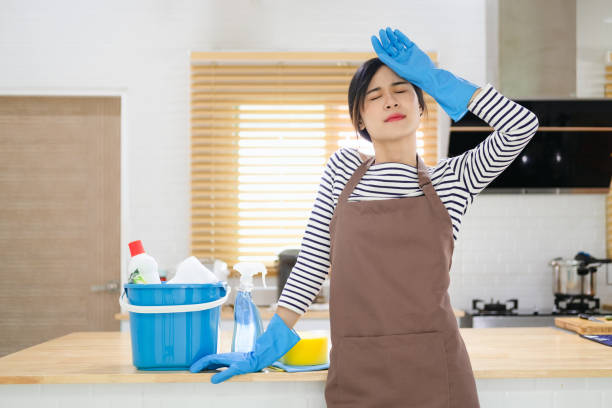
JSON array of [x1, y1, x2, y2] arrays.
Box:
[[366, 81, 410, 95]]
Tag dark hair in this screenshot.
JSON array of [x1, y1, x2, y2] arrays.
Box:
[[348, 57, 428, 142]]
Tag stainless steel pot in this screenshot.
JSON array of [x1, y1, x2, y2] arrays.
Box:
[[549, 257, 595, 296], [549, 252, 612, 297]]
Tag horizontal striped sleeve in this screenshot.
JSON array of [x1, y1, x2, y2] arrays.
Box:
[[276, 149, 341, 316], [446, 83, 540, 197], [429, 157, 471, 242]]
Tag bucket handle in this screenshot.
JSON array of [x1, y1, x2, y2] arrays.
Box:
[[119, 285, 232, 314]]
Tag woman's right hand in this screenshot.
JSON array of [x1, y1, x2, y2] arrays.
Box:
[[371, 26, 480, 122], [370, 27, 436, 91]]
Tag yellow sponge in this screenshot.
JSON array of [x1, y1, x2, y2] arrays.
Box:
[[280, 330, 329, 366]]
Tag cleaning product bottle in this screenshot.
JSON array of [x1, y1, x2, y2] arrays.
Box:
[[127, 240, 161, 284], [231, 262, 267, 352]]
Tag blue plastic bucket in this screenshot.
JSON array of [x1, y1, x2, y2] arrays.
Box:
[[119, 281, 231, 370]]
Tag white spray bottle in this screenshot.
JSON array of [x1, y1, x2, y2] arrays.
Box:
[[231, 262, 267, 353]]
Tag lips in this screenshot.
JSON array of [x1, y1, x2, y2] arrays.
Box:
[[385, 114, 406, 122]]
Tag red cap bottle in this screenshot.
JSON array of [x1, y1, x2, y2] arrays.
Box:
[[128, 240, 145, 257]]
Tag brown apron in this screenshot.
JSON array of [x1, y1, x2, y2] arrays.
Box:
[[324, 152, 480, 408]]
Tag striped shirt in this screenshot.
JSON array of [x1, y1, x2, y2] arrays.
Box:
[[277, 83, 540, 316]]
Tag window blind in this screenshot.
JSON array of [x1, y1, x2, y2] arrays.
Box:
[[190, 52, 439, 277]]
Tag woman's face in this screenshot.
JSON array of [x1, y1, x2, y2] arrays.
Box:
[[358, 65, 422, 142]]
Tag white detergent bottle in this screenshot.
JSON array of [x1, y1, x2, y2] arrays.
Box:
[[231, 262, 267, 352], [127, 240, 161, 284]]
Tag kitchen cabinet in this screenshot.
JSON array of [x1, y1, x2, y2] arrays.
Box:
[[1, 327, 611, 407]]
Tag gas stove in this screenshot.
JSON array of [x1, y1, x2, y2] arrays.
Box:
[[460, 296, 609, 328]]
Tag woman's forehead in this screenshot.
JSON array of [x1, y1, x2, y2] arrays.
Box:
[[369, 68, 410, 87], [374, 65, 402, 79]]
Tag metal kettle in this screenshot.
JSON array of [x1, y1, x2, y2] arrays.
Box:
[[549, 251, 611, 296]]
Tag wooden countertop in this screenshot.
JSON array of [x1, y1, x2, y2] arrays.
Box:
[[114, 305, 465, 321], [0, 326, 610, 384]]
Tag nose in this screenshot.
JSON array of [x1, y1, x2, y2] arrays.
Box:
[[384, 93, 399, 109]]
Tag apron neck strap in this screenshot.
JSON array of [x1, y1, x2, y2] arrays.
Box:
[[338, 152, 433, 206]]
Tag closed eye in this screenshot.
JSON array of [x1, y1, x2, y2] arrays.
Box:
[[369, 91, 406, 101]]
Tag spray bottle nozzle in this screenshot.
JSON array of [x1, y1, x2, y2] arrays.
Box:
[[233, 262, 267, 290]]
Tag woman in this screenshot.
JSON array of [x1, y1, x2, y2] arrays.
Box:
[[191, 27, 539, 408]]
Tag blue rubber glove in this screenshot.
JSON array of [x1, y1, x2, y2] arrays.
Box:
[[189, 313, 301, 384], [371, 27, 479, 122]]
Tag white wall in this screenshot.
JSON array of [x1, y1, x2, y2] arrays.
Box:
[[0, 0, 608, 313], [577, 0, 612, 97]]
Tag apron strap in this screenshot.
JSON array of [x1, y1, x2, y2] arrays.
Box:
[[416, 154, 433, 189], [337, 155, 373, 206]]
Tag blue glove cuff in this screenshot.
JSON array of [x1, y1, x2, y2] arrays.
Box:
[[251, 313, 301, 371], [425, 69, 479, 122]]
